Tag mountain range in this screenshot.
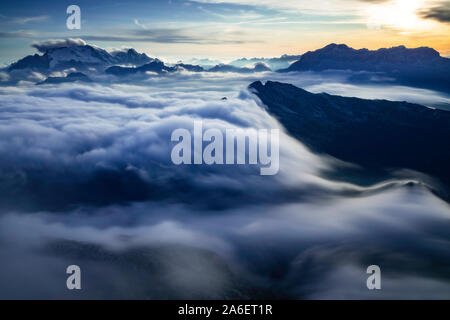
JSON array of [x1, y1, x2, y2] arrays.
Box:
[[229, 54, 302, 71], [105, 59, 176, 76], [105, 60, 271, 76], [4, 40, 450, 94], [281, 43, 450, 93], [5, 42, 274, 80], [208, 62, 271, 73], [8, 45, 154, 73], [250, 80, 450, 199]]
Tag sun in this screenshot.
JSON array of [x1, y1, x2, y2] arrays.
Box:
[[366, 0, 429, 31]]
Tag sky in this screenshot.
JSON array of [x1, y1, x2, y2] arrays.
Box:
[[0, 0, 450, 64], [1, 0, 450, 300]]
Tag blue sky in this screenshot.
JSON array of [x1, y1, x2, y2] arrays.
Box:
[[1, 0, 449, 64]]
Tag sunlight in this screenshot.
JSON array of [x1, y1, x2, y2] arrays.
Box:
[[366, 0, 429, 31]]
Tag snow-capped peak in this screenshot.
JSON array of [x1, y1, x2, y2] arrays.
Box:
[[46, 45, 116, 69]]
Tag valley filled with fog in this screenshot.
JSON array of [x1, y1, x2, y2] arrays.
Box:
[[1, 70, 449, 299]]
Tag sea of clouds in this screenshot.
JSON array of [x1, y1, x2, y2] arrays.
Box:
[[0, 71, 449, 299]]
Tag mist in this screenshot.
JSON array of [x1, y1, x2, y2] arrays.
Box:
[[0, 71, 449, 299]]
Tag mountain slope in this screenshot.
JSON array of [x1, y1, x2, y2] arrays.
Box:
[[110, 48, 153, 66], [249, 81, 450, 196], [7, 53, 50, 72]]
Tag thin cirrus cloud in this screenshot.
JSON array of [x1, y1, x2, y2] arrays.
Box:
[[74, 19, 255, 44], [81, 29, 250, 45], [0, 28, 252, 45], [0, 30, 38, 38], [122, 20, 255, 44], [0, 14, 49, 25], [10, 15, 49, 24], [193, 0, 450, 25], [191, 0, 380, 15]]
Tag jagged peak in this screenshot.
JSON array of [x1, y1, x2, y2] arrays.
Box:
[[322, 43, 350, 50], [316, 43, 440, 57]]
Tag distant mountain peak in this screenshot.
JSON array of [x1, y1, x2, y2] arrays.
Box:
[[322, 43, 350, 50], [45, 44, 116, 69], [8, 40, 154, 73], [209, 63, 271, 73], [317, 43, 439, 56], [229, 54, 301, 71], [110, 48, 153, 66], [281, 43, 449, 92]]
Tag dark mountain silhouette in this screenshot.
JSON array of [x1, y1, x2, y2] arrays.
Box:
[[209, 62, 271, 73], [174, 63, 205, 72], [249, 80, 450, 198], [229, 54, 301, 71], [110, 48, 153, 66], [7, 53, 50, 72], [105, 60, 176, 76], [37, 72, 92, 85], [5, 40, 449, 92], [8, 44, 153, 73], [7, 40, 271, 78], [106, 61, 269, 77], [281, 44, 450, 93]]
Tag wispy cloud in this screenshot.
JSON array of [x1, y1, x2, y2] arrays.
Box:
[[419, 1, 450, 23], [81, 34, 249, 45], [79, 24, 259, 45], [190, 0, 369, 15], [10, 15, 49, 24], [133, 19, 149, 29], [0, 30, 38, 38]]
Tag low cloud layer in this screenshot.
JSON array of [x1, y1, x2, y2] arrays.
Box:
[[1, 184, 449, 299], [0, 74, 449, 299], [0, 79, 337, 213]]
